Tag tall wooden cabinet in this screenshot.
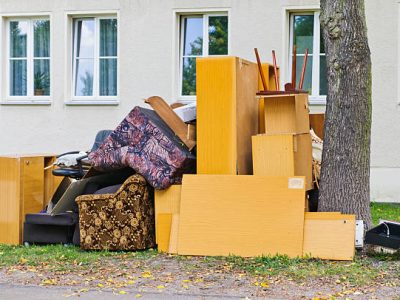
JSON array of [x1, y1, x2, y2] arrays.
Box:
[[0, 155, 61, 245], [196, 56, 259, 175]]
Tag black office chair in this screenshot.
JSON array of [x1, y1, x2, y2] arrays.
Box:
[[52, 130, 112, 179]]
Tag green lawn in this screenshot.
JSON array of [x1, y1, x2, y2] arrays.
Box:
[[370, 202, 400, 225]]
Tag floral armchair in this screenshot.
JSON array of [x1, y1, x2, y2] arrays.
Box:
[[76, 174, 155, 251]]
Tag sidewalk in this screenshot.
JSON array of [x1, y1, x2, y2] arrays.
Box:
[[0, 283, 260, 300]]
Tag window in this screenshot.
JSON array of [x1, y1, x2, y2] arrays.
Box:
[[289, 12, 326, 99], [72, 17, 118, 99], [179, 14, 228, 98], [7, 18, 50, 98]]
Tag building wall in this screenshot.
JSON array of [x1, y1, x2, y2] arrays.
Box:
[[0, 0, 399, 201]]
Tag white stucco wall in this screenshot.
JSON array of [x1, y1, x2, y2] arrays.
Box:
[[0, 0, 399, 201]]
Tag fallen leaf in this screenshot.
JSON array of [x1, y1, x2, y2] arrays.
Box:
[[157, 285, 165, 289], [19, 258, 28, 264], [118, 291, 127, 295], [141, 271, 152, 278], [135, 294, 142, 298]]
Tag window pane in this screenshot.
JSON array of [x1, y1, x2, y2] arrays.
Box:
[[296, 55, 312, 94], [74, 19, 95, 58], [319, 55, 327, 95], [10, 60, 27, 96], [293, 15, 314, 54], [34, 20, 50, 57], [34, 59, 50, 96], [183, 17, 203, 56], [75, 59, 94, 96], [99, 58, 117, 96], [10, 21, 28, 58], [208, 16, 228, 55], [100, 19, 117, 57], [181, 57, 196, 96]]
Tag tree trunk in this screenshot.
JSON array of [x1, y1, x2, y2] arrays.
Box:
[[318, 0, 372, 229]]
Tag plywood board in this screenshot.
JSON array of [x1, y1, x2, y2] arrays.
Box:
[[0, 156, 46, 244], [310, 113, 325, 140], [258, 63, 279, 92], [303, 213, 356, 260], [262, 94, 310, 135], [156, 214, 172, 252], [145, 96, 196, 150], [155, 185, 181, 253], [252, 134, 295, 176], [252, 133, 312, 190], [196, 56, 258, 175], [293, 134, 313, 190], [21, 157, 45, 219], [236, 58, 259, 175], [258, 64, 280, 133], [168, 215, 180, 253], [0, 157, 20, 245], [178, 175, 306, 257]]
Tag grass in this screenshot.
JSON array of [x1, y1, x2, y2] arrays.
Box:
[[0, 203, 399, 287], [224, 254, 389, 285], [0, 244, 158, 270], [370, 202, 400, 225]]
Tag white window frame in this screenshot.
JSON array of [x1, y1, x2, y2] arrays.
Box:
[[4, 16, 51, 104], [175, 11, 230, 102], [283, 7, 326, 106], [64, 11, 119, 105]]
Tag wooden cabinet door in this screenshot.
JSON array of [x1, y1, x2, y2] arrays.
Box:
[[20, 157, 44, 243]]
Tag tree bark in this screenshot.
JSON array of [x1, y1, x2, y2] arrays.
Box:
[[318, 0, 372, 229]]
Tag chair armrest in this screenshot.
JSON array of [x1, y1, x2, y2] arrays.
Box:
[[57, 151, 81, 158]]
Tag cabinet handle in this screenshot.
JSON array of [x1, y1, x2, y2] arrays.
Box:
[[25, 160, 30, 165]]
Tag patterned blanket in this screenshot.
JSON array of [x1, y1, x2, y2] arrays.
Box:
[[89, 107, 196, 189]]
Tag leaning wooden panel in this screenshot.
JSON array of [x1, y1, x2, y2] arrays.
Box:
[[0, 157, 20, 245], [177, 175, 306, 257], [156, 214, 172, 252], [196, 56, 258, 175], [303, 213, 356, 260], [154, 185, 181, 253]]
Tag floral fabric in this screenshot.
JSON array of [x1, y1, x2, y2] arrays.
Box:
[[88, 107, 196, 190], [76, 174, 155, 251]]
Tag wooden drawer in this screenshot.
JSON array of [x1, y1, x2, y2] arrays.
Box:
[[260, 93, 310, 135], [252, 133, 313, 190]]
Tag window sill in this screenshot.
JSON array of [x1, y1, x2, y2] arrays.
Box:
[[65, 100, 120, 106], [309, 96, 326, 105], [0, 100, 52, 105]]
